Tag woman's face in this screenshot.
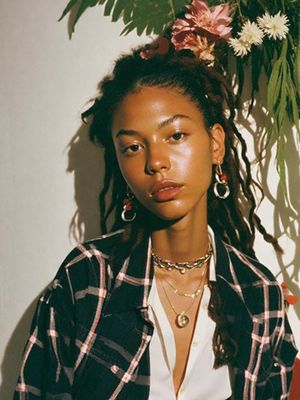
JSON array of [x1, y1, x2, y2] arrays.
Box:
[[111, 86, 225, 223]]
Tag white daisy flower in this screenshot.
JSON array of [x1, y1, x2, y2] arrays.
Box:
[[239, 21, 264, 46], [229, 38, 251, 57], [257, 12, 289, 40]]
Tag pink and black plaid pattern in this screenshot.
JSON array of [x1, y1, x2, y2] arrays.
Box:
[[14, 230, 297, 399]]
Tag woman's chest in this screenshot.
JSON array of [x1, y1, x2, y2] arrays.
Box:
[[155, 282, 203, 394]]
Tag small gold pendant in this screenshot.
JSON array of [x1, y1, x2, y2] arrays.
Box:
[[176, 313, 189, 328]]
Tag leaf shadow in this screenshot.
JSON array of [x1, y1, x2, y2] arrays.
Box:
[[236, 83, 300, 320]]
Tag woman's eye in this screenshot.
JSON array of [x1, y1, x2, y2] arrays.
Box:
[[123, 143, 142, 154], [170, 132, 185, 142]]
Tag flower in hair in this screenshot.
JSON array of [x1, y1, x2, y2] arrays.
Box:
[[185, 0, 232, 39], [257, 12, 289, 40], [175, 33, 215, 64], [171, 0, 232, 65]]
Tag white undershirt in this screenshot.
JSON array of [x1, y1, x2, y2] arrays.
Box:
[[148, 228, 232, 400]]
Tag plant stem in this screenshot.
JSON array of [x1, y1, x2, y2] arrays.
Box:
[[168, 0, 176, 20]]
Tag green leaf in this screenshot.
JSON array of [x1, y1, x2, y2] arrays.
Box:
[[60, 0, 188, 37], [111, 0, 127, 22], [72, 0, 99, 33], [278, 63, 287, 129], [286, 63, 300, 135], [59, 0, 100, 35], [119, 0, 172, 36], [104, 0, 116, 17], [58, 0, 78, 21], [295, 40, 300, 109], [267, 58, 282, 115]]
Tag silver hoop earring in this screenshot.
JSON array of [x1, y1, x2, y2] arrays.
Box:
[[121, 189, 136, 222], [213, 162, 230, 199]]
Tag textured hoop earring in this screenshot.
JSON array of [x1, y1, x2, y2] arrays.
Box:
[[121, 189, 136, 222], [213, 162, 230, 199]]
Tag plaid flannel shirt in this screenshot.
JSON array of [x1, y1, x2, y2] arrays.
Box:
[[14, 230, 297, 399]]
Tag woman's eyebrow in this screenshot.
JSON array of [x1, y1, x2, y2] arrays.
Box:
[[115, 114, 191, 138], [158, 114, 191, 129], [115, 129, 140, 138]]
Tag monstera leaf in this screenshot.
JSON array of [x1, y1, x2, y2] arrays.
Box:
[[59, 0, 189, 37]]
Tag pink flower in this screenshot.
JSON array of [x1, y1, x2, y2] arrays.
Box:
[[172, 31, 215, 65], [171, 0, 232, 51], [172, 20, 194, 50], [186, 34, 215, 65], [187, 0, 232, 39]]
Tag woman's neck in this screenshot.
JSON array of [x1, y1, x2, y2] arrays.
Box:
[[150, 213, 209, 263]]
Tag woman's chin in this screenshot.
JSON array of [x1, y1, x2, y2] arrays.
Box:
[[147, 211, 185, 229]]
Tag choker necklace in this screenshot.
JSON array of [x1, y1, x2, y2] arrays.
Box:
[[152, 242, 212, 274], [159, 264, 208, 328]]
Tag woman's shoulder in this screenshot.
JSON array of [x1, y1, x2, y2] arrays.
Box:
[[61, 229, 123, 268], [220, 242, 285, 315], [223, 241, 279, 285], [50, 230, 124, 296], [64, 229, 124, 264]]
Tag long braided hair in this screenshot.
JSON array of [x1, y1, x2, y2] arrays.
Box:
[[82, 43, 281, 367]]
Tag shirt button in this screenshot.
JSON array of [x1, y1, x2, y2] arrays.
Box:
[[273, 362, 279, 367], [192, 341, 198, 347], [110, 365, 119, 373]]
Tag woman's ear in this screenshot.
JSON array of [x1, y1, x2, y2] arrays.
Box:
[[210, 123, 225, 164]]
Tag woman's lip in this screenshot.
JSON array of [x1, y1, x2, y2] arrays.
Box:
[[150, 181, 183, 202]]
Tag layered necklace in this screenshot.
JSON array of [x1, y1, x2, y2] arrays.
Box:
[[151, 242, 212, 275], [160, 264, 208, 328], [152, 244, 211, 328]]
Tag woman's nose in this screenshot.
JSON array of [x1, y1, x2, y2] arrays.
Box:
[[145, 145, 171, 175]]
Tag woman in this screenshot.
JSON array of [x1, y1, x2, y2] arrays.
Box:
[[14, 38, 297, 399]]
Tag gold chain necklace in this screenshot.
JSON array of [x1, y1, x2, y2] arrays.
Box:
[[151, 242, 212, 274], [159, 263, 208, 328], [163, 267, 207, 299]]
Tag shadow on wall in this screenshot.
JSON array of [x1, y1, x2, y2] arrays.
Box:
[[0, 123, 105, 399], [67, 122, 105, 242], [238, 87, 300, 320], [0, 294, 42, 399]]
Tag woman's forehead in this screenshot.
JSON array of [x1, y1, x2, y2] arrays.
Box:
[[111, 86, 205, 134], [115, 86, 202, 117]]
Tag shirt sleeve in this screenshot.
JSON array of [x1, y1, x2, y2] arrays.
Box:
[[264, 306, 298, 398], [14, 265, 76, 400]]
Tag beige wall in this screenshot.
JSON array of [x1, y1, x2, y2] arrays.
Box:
[[1, 0, 299, 398]]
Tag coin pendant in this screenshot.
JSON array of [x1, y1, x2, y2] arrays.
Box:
[[176, 313, 189, 328]]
